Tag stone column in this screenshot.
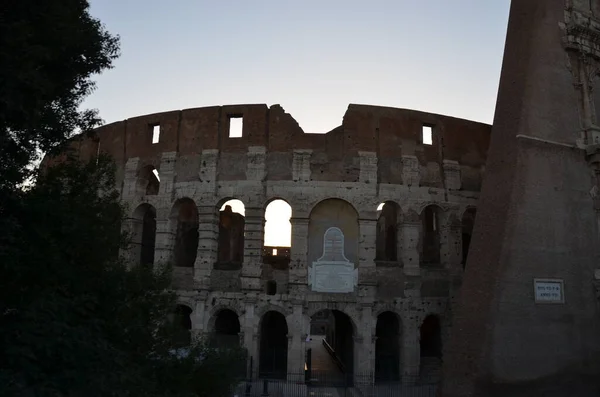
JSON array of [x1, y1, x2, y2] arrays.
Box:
[[194, 205, 219, 290], [358, 151, 378, 184], [401, 210, 421, 277], [242, 207, 264, 291], [154, 211, 175, 267], [287, 301, 306, 378], [292, 150, 312, 182], [243, 297, 258, 378], [440, 210, 462, 272], [289, 217, 309, 293], [358, 304, 374, 377], [120, 216, 142, 268], [158, 151, 177, 196], [360, 214, 378, 296], [401, 318, 420, 385], [122, 157, 140, 199], [191, 296, 207, 343], [443, 160, 461, 191]]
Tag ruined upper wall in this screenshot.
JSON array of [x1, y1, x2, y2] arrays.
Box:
[[48, 104, 490, 189]]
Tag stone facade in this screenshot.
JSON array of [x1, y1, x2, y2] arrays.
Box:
[[47, 103, 490, 381]]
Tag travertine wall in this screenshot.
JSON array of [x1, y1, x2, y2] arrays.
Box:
[[47, 103, 490, 381]]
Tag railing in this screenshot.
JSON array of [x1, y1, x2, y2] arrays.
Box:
[[231, 369, 439, 397], [321, 337, 346, 373]]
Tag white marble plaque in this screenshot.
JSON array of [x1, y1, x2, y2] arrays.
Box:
[[534, 278, 564, 304], [308, 227, 357, 293]]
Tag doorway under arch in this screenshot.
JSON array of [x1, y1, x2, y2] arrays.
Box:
[[420, 314, 442, 383], [375, 311, 401, 382], [307, 309, 355, 385], [212, 309, 240, 349], [258, 311, 288, 379]]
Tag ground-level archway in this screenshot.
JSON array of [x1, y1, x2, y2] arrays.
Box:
[[173, 304, 192, 347], [307, 309, 355, 385], [375, 311, 401, 382], [211, 309, 240, 348], [420, 314, 442, 383], [258, 311, 288, 379]]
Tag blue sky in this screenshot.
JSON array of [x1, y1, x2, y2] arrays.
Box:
[[84, 0, 511, 133]]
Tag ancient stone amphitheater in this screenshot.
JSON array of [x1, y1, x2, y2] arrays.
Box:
[[50, 103, 490, 384]]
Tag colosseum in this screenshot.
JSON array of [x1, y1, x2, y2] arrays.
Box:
[[52, 102, 490, 385]]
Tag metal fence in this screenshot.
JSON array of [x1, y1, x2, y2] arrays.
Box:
[[230, 369, 439, 397]]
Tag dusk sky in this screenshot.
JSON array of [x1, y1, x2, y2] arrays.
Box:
[[84, 1, 510, 133], [84, 1, 511, 246]]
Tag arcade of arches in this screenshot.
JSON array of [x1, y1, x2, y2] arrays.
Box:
[[121, 195, 474, 381]]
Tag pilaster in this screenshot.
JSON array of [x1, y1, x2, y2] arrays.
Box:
[[246, 146, 266, 181], [241, 207, 264, 291], [287, 302, 306, 375], [401, 318, 420, 384], [198, 149, 219, 194], [358, 151, 378, 184], [289, 217, 309, 292], [292, 150, 312, 182], [401, 211, 420, 276], [122, 157, 141, 199], [443, 159, 461, 190], [402, 155, 421, 187], [158, 151, 177, 196], [194, 205, 219, 290], [154, 217, 175, 267]]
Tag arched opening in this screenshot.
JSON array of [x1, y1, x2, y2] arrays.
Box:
[[420, 314, 442, 382], [212, 309, 240, 349], [263, 199, 292, 268], [265, 280, 277, 295], [307, 309, 354, 385], [376, 202, 400, 263], [173, 304, 193, 347], [131, 204, 156, 267], [217, 199, 245, 269], [137, 165, 160, 196], [171, 198, 199, 268], [421, 205, 441, 265], [375, 311, 401, 382], [259, 311, 288, 379], [308, 199, 359, 272], [462, 208, 476, 269]]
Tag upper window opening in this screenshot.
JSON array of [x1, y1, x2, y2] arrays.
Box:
[[272, 248, 278, 256], [152, 124, 160, 144], [229, 116, 243, 138], [264, 200, 292, 247], [422, 125, 433, 145]]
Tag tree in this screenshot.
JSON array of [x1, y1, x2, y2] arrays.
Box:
[[0, 156, 245, 397], [0, 2, 245, 395], [0, 0, 119, 195]]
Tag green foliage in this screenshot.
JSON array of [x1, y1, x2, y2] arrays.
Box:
[[0, 0, 119, 195], [0, 156, 246, 397], [0, 3, 245, 395]]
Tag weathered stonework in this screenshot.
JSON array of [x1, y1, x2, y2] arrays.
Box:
[[46, 103, 489, 382]]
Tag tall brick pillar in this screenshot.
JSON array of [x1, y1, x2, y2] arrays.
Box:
[[241, 207, 264, 291], [442, 1, 600, 396]]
